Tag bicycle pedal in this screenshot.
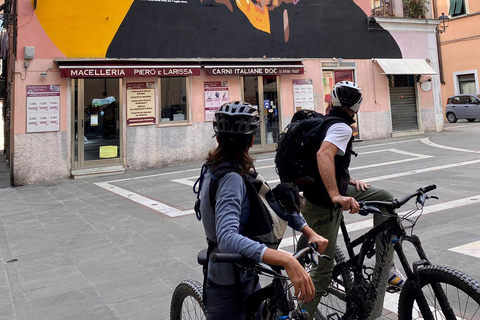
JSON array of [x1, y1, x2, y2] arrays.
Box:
[[386, 285, 402, 293]]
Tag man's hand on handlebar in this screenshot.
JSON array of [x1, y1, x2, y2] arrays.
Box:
[[332, 195, 359, 214]]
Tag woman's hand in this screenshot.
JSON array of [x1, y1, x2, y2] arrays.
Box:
[[284, 255, 316, 302], [307, 233, 329, 254], [262, 248, 315, 302], [301, 226, 329, 254]]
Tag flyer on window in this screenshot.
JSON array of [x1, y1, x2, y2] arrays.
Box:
[[126, 82, 156, 126], [204, 81, 229, 121], [26, 85, 60, 133], [293, 79, 314, 111]]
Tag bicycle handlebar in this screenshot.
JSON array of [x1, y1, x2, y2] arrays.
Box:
[[359, 184, 437, 211], [210, 243, 325, 264]]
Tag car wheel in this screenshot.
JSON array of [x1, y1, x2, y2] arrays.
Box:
[[447, 113, 458, 123], [467, 118, 476, 122]]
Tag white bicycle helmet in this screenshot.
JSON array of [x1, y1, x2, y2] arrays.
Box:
[[331, 81, 363, 113], [213, 101, 260, 136]]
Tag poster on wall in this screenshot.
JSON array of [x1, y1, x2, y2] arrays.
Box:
[[204, 81, 229, 121], [26, 85, 60, 133], [293, 79, 314, 111], [126, 82, 156, 126]]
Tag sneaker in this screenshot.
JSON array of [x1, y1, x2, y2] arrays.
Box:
[[388, 265, 406, 288]]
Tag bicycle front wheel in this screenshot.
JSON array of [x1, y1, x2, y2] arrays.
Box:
[[170, 279, 207, 320], [315, 245, 353, 320], [398, 265, 480, 320]]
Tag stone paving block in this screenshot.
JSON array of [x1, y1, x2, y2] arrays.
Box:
[[14, 253, 75, 280], [146, 258, 203, 289], [94, 271, 170, 305], [29, 300, 117, 320], [26, 287, 99, 311], [0, 299, 15, 320], [22, 270, 91, 302], [0, 284, 12, 302], [68, 242, 124, 264], [109, 292, 170, 317], [76, 253, 151, 285], [16, 264, 78, 284], [120, 241, 171, 265], [104, 225, 145, 247]]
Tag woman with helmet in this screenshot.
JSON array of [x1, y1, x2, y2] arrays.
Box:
[[298, 82, 404, 318], [199, 101, 328, 320]]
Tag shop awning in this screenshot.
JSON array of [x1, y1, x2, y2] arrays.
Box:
[[374, 59, 437, 75]]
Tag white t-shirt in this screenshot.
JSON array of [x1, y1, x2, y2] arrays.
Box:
[[323, 123, 352, 156]]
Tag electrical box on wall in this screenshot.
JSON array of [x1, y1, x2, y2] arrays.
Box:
[[24, 46, 34, 60]]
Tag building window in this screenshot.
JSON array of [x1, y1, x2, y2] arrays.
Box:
[[449, 0, 466, 17], [458, 74, 476, 94], [160, 77, 187, 122]]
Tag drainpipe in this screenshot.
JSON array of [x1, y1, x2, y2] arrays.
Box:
[[431, 0, 446, 84]]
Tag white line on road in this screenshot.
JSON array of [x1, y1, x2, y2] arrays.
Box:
[[277, 194, 480, 249], [420, 137, 480, 154], [449, 240, 480, 258]]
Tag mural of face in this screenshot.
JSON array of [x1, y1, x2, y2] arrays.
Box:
[[32, 0, 402, 60]]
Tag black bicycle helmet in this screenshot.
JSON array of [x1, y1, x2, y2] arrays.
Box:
[[331, 81, 363, 112], [213, 101, 260, 136]]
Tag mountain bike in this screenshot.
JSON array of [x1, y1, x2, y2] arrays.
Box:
[[170, 243, 330, 320], [311, 184, 480, 320]]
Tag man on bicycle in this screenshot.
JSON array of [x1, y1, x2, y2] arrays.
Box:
[[299, 81, 405, 318]]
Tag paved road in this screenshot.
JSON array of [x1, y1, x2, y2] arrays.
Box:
[[0, 120, 480, 320]]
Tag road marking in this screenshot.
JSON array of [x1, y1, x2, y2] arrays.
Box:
[[94, 182, 194, 217], [420, 137, 480, 154], [448, 240, 480, 258], [363, 158, 480, 183], [355, 138, 422, 149], [173, 148, 433, 187], [277, 194, 480, 249], [96, 137, 480, 218]]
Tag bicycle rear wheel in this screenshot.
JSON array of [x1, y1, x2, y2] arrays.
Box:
[[314, 245, 353, 320], [170, 279, 207, 320], [398, 265, 480, 320]]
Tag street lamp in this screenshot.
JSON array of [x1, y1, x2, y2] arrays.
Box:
[[438, 12, 449, 34]]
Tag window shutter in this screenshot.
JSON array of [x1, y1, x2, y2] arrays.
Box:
[[449, 0, 458, 15]]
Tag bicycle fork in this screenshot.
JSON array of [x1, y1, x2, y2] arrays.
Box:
[[393, 236, 456, 320]]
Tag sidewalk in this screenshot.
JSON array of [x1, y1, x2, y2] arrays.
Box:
[[0, 174, 205, 320], [0, 152, 10, 189]]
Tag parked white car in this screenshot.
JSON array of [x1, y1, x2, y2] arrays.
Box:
[[446, 94, 480, 123]]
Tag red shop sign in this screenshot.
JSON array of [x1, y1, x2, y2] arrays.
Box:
[[205, 66, 304, 76], [60, 66, 201, 78]]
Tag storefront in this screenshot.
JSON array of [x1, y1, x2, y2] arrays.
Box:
[[55, 59, 306, 177]]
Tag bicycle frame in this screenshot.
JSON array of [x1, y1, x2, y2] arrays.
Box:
[[335, 203, 455, 320]]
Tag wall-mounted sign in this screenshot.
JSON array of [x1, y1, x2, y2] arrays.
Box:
[[126, 82, 156, 126], [26, 85, 60, 133], [204, 81, 229, 121], [293, 79, 314, 111], [60, 66, 201, 78], [205, 66, 303, 76]]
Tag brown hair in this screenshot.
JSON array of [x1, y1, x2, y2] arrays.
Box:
[[206, 134, 255, 175]]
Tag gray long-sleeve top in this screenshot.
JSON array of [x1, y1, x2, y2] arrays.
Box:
[[200, 165, 307, 285]]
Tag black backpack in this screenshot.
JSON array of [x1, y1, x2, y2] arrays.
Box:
[[275, 111, 343, 189]]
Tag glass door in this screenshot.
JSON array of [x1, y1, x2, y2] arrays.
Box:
[[243, 75, 280, 148], [73, 78, 122, 168]]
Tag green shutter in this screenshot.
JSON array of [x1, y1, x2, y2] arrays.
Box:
[[449, 0, 465, 16], [449, 0, 458, 15]]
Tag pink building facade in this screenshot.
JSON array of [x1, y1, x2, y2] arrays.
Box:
[[2, 0, 443, 185]]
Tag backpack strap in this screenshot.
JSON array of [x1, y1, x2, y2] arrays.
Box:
[[193, 163, 208, 221]]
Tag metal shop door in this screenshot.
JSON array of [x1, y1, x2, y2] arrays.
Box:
[[389, 75, 418, 132]]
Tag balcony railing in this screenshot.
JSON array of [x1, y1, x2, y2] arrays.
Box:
[[372, 0, 429, 18]]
